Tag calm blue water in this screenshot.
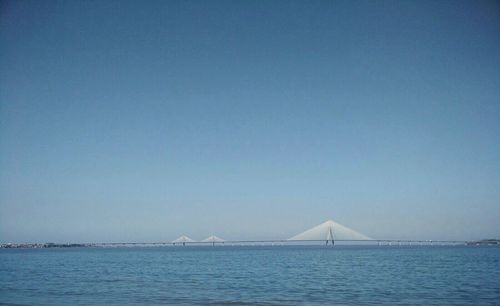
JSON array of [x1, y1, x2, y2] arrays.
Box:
[[1, 245, 499, 305]]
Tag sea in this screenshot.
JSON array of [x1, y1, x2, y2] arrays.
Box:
[[1, 245, 499, 305]]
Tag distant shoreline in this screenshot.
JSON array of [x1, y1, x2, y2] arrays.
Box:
[[1, 239, 498, 249]]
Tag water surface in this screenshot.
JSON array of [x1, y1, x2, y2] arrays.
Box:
[[1, 245, 499, 305]]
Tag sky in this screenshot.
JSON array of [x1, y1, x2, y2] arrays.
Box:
[[0, 0, 499, 243]]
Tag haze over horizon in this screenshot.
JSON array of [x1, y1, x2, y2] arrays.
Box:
[[1, 0, 499, 243]]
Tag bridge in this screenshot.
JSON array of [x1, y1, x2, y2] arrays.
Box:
[[84, 220, 469, 247]]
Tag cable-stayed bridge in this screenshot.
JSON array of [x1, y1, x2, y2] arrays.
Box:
[[87, 239, 467, 248], [84, 220, 469, 247]]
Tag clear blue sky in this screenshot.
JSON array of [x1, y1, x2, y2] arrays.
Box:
[[1, 0, 499, 243]]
